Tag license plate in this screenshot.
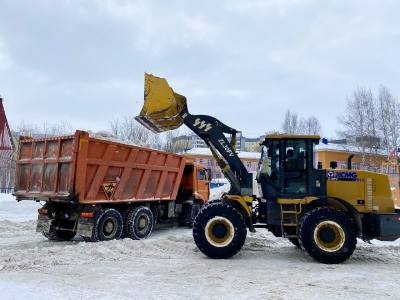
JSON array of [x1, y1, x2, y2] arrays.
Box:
[[36, 218, 52, 233]]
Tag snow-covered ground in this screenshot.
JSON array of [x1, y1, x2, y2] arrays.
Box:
[[1, 194, 400, 300]]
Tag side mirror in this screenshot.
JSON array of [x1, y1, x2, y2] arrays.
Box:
[[330, 161, 338, 169]]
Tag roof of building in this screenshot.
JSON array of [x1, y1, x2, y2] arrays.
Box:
[[182, 147, 261, 159], [316, 143, 388, 156]]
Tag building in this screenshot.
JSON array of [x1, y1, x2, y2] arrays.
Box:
[[173, 132, 266, 153], [241, 136, 263, 152], [316, 143, 387, 172], [173, 132, 243, 151], [183, 147, 260, 179]]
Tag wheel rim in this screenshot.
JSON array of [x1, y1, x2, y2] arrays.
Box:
[[103, 217, 117, 237], [138, 214, 149, 232], [313, 220, 345, 252], [205, 216, 235, 248]]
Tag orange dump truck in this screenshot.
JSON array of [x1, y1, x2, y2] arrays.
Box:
[[13, 130, 209, 241]]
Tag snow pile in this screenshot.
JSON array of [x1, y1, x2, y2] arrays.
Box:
[[1, 194, 400, 299], [0, 194, 41, 222]]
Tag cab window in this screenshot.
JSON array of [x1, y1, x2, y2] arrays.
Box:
[[197, 169, 207, 180]]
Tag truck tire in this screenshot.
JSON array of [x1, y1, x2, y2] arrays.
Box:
[[126, 206, 154, 240], [92, 208, 124, 242], [43, 227, 76, 241], [193, 201, 247, 259], [298, 207, 357, 264]]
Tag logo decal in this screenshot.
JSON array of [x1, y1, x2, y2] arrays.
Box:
[[327, 171, 358, 181], [193, 118, 213, 132], [102, 182, 117, 199], [218, 139, 235, 157]]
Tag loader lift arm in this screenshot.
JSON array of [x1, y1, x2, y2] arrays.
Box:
[[135, 74, 252, 195]]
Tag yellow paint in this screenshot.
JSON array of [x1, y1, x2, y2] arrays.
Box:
[[277, 196, 318, 205], [226, 195, 253, 216], [327, 170, 395, 213], [136, 73, 187, 132]]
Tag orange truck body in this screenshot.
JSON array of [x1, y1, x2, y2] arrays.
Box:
[[13, 131, 209, 240], [14, 130, 209, 204]]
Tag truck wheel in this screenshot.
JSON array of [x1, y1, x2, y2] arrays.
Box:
[[288, 237, 301, 248], [193, 202, 247, 259], [299, 207, 357, 264], [126, 206, 154, 240], [43, 227, 76, 241], [92, 208, 124, 242]]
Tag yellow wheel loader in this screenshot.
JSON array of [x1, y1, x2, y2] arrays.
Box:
[[136, 73, 400, 264]]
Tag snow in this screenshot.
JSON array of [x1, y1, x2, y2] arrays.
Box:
[[210, 184, 231, 200], [0, 193, 41, 222], [316, 143, 388, 156], [1, 193, 400, 299]]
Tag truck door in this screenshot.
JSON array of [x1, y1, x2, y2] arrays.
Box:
[[196, 168, 210, 202]]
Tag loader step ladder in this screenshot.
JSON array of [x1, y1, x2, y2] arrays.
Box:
[[280, 203, 302, 238]]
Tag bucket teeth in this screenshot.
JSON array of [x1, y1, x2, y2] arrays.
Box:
[[135, 73, 187, 133]]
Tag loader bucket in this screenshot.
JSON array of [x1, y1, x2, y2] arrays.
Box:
[[135, 73, 187, 133]]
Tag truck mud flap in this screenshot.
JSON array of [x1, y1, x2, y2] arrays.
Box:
[[76, 219, 94, 237], [36, 216, 52, 233]]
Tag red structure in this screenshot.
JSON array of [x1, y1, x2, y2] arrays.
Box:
[[0, 97, 14, 167]]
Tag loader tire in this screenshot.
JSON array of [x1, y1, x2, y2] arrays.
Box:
[[126, 206, 154, 240], [193, 202, 247, 259], [288, 237, 301, 249], [299, 207, 357, 264], [43, 227, 76, 241], [91, 208, 124, 242]]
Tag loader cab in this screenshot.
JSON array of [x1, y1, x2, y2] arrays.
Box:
[[258, 135, 326, 199]]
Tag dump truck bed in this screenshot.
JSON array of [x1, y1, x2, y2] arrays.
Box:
[[14, 131, 186, 204]]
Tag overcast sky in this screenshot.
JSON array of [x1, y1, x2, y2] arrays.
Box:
[[1, 0, 399, 138]]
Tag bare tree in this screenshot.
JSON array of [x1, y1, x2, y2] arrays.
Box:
[[299, 116, 322, 135], [282, 110, 322, 135], [162, 126, 193, 153], [337, 86, 400, 167], [15, 121, 73, 137], [377, 86, 400, 159], [338, 88, 380, 157], [282, 110, 299, 134], [109, 116, 158, 148]]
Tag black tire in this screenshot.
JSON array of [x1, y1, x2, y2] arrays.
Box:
[[288, 237, 301, 248], [193, 201, 247, 259], [180, 200, 202, 227], [126, 206, 154, 240], [43, 227, 76, 241], [91, 208, 124, 242], [299, 207, 357, 264]]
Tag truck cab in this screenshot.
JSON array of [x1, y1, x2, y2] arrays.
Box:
[[179, 161, 210, 204]]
